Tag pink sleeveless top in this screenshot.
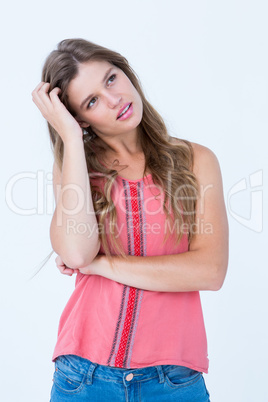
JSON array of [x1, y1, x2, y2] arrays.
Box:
[[52, 173, 209, 373]]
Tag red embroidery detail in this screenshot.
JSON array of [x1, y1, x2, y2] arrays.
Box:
[[114, 183, 140, 367], [114, 287, 136, 367], [129, 183, 141, 256]]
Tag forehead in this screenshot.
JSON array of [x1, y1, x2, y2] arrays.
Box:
[[77, 60, 113, 81], [67, 60, 115, 105]]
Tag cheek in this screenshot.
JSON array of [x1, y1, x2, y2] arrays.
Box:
[[133, 89, 142, 108], [135, 94, 143, 116], [88, 107, 106, 125]]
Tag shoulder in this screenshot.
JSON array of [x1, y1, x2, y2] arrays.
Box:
[[170, 137, 218, 163], [190, 141, 218, 160], [191, 143, 224, 201], [170, 137, 222, 185], [191, 142, 220, 174], [191, 143, 222, 190]]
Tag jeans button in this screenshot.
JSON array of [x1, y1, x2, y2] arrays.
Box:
[[126, 373, 134, 381]]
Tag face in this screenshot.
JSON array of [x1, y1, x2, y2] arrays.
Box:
[[67, 60, 143, 139]]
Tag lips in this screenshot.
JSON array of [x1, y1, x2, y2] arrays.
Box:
[[117, 103, 132, 119]]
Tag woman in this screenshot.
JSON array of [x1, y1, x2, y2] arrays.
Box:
[[32, 38, 228, 401]]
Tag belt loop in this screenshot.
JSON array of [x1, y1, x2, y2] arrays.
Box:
[[156, 365, 165, 384], [86, 361, 98, 385]]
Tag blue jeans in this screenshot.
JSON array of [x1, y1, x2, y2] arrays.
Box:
[[50, 354, 210, 401]]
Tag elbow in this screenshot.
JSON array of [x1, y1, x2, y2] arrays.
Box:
[[209, 279, 224, 292], [80, 239, 101, 267], [207, 261, 228, 291], [65, 240, 101, 269], [51, 238, 101, 269], [64, 247, 100, 269], [50, 219, 101, 268]]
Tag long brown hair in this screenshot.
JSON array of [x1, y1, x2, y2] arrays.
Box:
[[42, 38, 199, 257]]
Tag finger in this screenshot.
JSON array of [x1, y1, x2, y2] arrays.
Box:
[[37, 84, 63, 115], [39, 82, 50, 92], [50, 87, 61, 96], [32, 82, 50, 100], [61, 267, 77, 276], [32, 82, 51, 112], [56, 263, 73, 276], [55, 256, 77, 276], [56, 262, 66, 272], [55, 255, 63, 264], [37, 83, 52, 102], [62, 267, 75, 276], [49, 87, 63, 106], [31, 81, 46, 96], [56, 258, 68, 268], [55, 256, 66, 270]]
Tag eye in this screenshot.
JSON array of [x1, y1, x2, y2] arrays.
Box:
[[107, 74, 116, 85], [87, 97, 97, 108]]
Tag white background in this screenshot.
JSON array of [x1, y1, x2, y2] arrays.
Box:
[[1, 1, 267, 401]]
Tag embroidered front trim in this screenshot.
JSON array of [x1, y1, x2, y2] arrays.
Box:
[[107, 180, 146, 368]]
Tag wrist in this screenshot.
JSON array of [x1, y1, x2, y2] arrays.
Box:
[[88, 254, 108, 277], [63, 136, 84, 150], [98, 255, 110, 276], [57, 125, 83, 144]]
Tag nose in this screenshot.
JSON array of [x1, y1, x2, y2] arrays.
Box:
[[106, 92, 122, 108]]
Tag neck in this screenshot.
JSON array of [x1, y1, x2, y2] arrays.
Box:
[[96, 130, 143, 160]]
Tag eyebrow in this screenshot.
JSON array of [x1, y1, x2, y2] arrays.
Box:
[[80, 66, 114, 109]]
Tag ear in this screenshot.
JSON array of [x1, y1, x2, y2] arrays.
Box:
[[75, 117, 90, 128]]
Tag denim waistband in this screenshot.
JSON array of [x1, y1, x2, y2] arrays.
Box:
[[56, 354, 198, 386]]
